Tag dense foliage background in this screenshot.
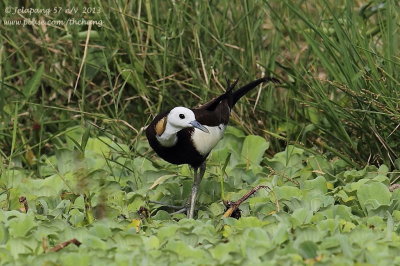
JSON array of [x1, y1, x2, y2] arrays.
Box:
[[1, 0, 400, 264]]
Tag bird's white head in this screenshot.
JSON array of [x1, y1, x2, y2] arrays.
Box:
[[155, 106, 209, 147], [167, 107, 209, 133]]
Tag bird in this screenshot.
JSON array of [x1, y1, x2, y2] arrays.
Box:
[[146, 77, 278, 218]]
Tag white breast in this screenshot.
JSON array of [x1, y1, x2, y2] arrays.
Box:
[[191, 124, 226, 155]]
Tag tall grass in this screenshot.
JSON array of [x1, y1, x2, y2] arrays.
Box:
[[275, 0, 400, 168], [0, 0, 399, 172]]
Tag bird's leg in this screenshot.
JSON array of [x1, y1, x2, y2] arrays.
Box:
[[187, 167, 198, 219], [187, 162, 206, 219]]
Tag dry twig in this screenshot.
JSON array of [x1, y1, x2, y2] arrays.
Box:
[[389, 184, 400, 192], [49, 238, 82, 252], [223, 185, 270, 218]]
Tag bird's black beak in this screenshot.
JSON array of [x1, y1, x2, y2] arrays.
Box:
[[189, 121, 209, 133]]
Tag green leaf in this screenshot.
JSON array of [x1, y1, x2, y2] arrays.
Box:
[[8, 213, 37, 237], [89, 223, 112, 239], [153, 210, 171, 220], [56, 149, 81, 175], [23, 64, 44, 99], [298, 241, 318, 259], [144, 235, 160, 250], [208, 202, 225, 216], [164, 240, 207, 258], [291, 208, 313, 226], [20, 174, 66, 197], [210, 242, 238, 263], [275, 186, 302, 200], [83, 235, 108, 250], [69, 209, 85, 226], [308, 155, 332, 174], [62, 252, 91, 266], [86, 137, 112, 156], [357, 182, 391, 212], [241, 135, 269, 166], [303, 176, 327, 194]]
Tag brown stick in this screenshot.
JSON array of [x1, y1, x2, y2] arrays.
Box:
[[389, 184, 400, 192], [223, 185, 270, 218], [49, 238, 82, 252], [19, 196, 28, 213]]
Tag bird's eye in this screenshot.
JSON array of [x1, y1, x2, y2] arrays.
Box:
[[179, 114, 185, 119]]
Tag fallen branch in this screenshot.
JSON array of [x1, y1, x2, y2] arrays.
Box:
[[223, 185, 270, 218], [389, 184, 400, 192], [49, 238, 81, 252], [19, 196, 28, 213]]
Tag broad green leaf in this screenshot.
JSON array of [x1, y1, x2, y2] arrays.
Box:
[[6, 237, 40, 258], [308, 155, 332, 175], [267, 145, 305, 173], [357, 182, 391, 212], [144, 235, 160, 250], [89, 223, 112, 239], [63, 252, 91, 266], [378, 164, 389, 175], [317, 219, 338, 233], [291, 208, 313, 226], [393, 210, 400, 222], [275, 186, 302, 200], [303, 176, 327, 194], [270, 223, 289, 245], [321, 205, 353, 221], [83, 235, 108, 250], [56, 149, 82, 175], [73, 195, 85, 210], [210, 242, 238, 263], [86, 137, 112, 157], [69, 209, 85, 226], [298, 241, 318, 259], [29, 175, 66, 197], [241, 135, 269, 166], [157, 224, 179, 243], [8, 213, 37, 237], [164, 240, 207, 258], [0, 247, 14, 264], [208, 202, 225, 216]]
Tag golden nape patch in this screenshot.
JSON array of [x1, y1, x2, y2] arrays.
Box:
[[155, 117, 167, 136]]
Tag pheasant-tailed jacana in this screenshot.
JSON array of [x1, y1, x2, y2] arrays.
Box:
[[146, 77, 277, 218]]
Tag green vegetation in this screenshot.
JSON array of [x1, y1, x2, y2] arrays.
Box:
[[1, 0, 400, 264]]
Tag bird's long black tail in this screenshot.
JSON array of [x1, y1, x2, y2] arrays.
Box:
[[229, 77, 279, 108]]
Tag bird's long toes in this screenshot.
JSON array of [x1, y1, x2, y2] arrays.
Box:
[[171, 207, 188, 215], [149, 200, 185, 210]]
